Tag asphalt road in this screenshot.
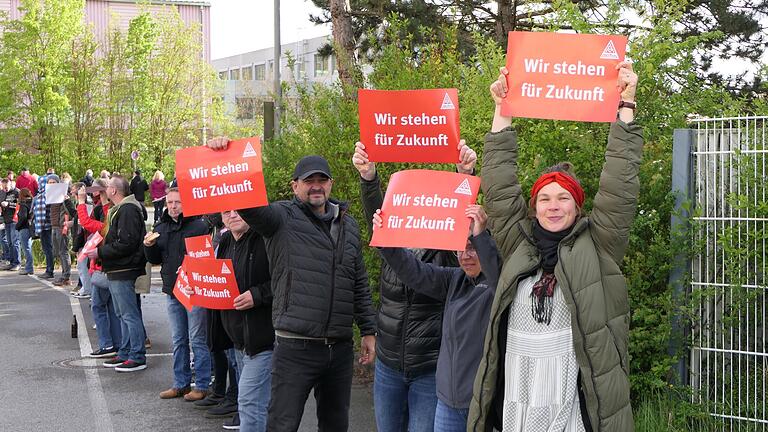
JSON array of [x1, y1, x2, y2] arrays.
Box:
[[0, 270, 375, 432]]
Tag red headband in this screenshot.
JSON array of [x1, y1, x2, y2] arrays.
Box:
[[530, 172, 585, 207]]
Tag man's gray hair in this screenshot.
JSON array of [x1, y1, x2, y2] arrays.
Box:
[[111, 174, 130, 196]]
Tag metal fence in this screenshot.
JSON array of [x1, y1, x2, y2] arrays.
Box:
[[684, 116, 768, 430]]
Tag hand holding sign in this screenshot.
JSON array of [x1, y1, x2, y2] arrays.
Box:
[[352, 142, 377, 181], [465, 205, 488, 236]]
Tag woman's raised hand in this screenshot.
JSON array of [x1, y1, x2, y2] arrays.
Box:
[[490, 66, 509, 106]]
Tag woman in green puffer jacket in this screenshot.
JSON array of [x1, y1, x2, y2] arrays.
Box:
[[467, 62, 643, 432]]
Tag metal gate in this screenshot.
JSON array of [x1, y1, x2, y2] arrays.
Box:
[[680, 116, 768, 430]]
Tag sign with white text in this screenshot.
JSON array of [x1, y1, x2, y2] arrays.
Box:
[[172, 256, 237, 311], [502, 31, 627, 122], [185, 235, 215, 259], [175, 137, 268, 216], [359, 89, 461, 163], [370, 170, 480, 251]]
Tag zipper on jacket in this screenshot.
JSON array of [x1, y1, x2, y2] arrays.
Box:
[[321, 210, 345, 335], [400, 289, 412, 372]]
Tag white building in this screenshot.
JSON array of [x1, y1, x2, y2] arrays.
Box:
[[212, 35, 338, 121]]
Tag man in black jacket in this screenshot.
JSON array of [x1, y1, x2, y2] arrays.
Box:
[[144, 187, 211, 400], [352, 140, 476, 432], [205, 138, 377, 432], [0, 178, 20, 271], [97, 174, 148, 373], [129, 169, 149, 205]]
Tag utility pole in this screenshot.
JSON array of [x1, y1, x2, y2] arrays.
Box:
[[273, 0, 281, 138]]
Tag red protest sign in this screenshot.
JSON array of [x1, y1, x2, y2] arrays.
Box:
[[502, 32, 628, 122], [182, 257, 238, 310], [173, 264, 195, 312], [185, 235, 215, 259], [370, 170, 480, 251], [175, 137, 268, 216], [359, 89, 460, 163], [77, 232, 103, 263]]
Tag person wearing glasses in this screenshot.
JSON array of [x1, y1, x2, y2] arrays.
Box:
[[370, 204, 500, 432]]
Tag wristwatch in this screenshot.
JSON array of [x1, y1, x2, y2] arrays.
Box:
[[618, 100, 636, 111]]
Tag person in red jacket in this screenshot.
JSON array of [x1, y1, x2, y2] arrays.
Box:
[[76, 179, 122, 358]]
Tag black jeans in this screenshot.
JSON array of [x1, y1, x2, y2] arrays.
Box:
[[153, 199, 165, 224], [267, 337, 354, 432], [211, 349, 239, 402]]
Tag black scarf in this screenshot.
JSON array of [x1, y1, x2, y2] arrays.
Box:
[[530, 220, 573, 324]]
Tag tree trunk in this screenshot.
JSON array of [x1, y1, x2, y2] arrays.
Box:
[[329, 0, 361, 98], [496, 0, 517, 47]]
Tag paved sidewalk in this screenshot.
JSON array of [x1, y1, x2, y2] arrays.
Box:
[[0, 270, 375, 431]]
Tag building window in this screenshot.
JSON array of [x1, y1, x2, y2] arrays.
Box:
[[314, 54, 329, 77], [255, 64, 266, 80], [236, 97, 257, 120], [241, 66, 253, 81], [219, 71, 227, 80], [296, 57, 306, 79], [229, 69, 240, 80]]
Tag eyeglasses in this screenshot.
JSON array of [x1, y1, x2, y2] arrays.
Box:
[[455, 247, 478, 259]]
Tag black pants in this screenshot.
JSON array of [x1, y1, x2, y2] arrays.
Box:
[[267, 337, 353, 432], [153, 199, 165, 224], [211, 349, 239, 402]]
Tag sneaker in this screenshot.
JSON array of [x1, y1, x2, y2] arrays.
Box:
[[222, 414, 240, 430], [183, 389, 208, 402], [159, 386, 191, 399], [53, 278, 71, 286], [144, 338, 152, 349], [194, 393, 225, 410], [18, 269, 32, 275], [89, 347, 117, 358], [204, 400, 238, 418], [39, 273, 54, 280], [0, 263, 11, 270], [115, 360, 147, 372], [6, 265, 19, 271], [73, 292, 91, 299], [102, 357, 125, 368]]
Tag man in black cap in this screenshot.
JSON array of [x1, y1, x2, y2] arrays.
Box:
[[205, 139, 376, 432]]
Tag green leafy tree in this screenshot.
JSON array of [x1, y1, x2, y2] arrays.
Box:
[[0, 0, 85, 168]]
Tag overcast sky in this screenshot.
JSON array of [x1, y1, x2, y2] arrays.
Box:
[[207, 1, 762, 77], [209, 0, 331, 59]]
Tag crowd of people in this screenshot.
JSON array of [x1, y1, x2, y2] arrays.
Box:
[[0, 63, 641, 432]]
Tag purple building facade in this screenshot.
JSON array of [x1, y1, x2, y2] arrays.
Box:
[[0, 0, 211, 61]]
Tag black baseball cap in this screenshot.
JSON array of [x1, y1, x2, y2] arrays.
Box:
[[293, 155, 332, 180]]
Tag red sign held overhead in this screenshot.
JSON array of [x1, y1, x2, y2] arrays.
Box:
[[358, 89, 461, 163], [502, 31, 628, 122], [175, 137, 268, 216], [172, 256, 238, 311], [369, 170, 481, 251], [185, 235, 215, 259]]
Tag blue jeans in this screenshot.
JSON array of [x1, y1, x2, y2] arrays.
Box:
[[433, 399, 469, 432], [77, 258, 92, 295], [235, 349, 273, 432], [91, 271, 121, 350], [3, 222, 20, 265], [167, 296, 211, 390], [374, 360, 437, 432], [108, 278, 146, 363], [40, 229, 54, 276], [18, 228, 33, 273], [0, 227, 7, 261]]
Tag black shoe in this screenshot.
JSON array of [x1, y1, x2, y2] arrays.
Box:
[[103, 357, 125, 368], [115, 360, 147, 372], [39, 273, 54, 280], [89, 347, 117, 358], [194, 393, 225, 410], [204, 400, 238, 418], [222, 414, 240, 430]]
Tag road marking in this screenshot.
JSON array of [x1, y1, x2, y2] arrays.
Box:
[[33, 276, 115, 432]]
